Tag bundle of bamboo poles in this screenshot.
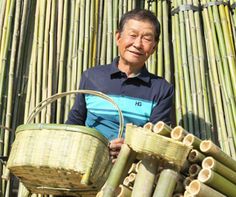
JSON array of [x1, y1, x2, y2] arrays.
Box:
[[171, 0, 236, 159], [98, 121, 236, 197]]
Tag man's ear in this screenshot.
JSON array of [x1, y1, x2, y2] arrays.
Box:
[[115, 31, 121, 44]]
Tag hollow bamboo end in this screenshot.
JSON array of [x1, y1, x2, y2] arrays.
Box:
[[189, 164, 201, 175], [171, 126, 184, 139], [202, 157, 214, 169], [143, 122, 153, 130], [183, 134, 194, 146], [153, 121, 164, 132], [200, 140, 212, 152], [188, 180, 201, 195], [188, 150, 197, 161], [198, 168, 211, 183]]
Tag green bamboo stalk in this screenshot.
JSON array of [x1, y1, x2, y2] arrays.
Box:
[[83, 0, 90, 71], [187, 180, 226, 197], [178, 0, 194, 133], [92, 0, 99, 65], [41, 0, 51, 123], [0, 0, 7, 44], [163, 0, 171, 82], [170, 126, 188, 141], [47, 0, 56, 123], [189, 164, 202, 178], [100, 0, 107, 65], [89, 0, 95, 67], [172, 0, 188, 130], [95, 0, 103, 65], [56, 0, 68, 123], [202, 156, 236, 185], [183, 133, 202, 150], [70, 0, 80, 107], [100, 144, 133, 197], [171, 1, 184, 126], [157, 0, 163, 77], [107, 0, 112, 63], [35, 0, 46, 123], [200, 140, 236, 172], [112, 0, 118, 58], [188, 149, 206, 163], [77, 0, 85, 84], [153, 121, 172, 137], [198, 168, 236, 197], [0, 0, 15, 120], [64, 0, 75, 121], [132, 156, 159, 197], [153, 169, 179, 197]]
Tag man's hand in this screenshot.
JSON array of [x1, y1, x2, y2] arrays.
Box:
[[109, 138, 124, 163]]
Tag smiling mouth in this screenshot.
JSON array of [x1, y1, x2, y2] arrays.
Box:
[[129, 50, 143, 56]]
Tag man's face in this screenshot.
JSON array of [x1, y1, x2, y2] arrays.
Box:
[[116, 19, 157, 68]]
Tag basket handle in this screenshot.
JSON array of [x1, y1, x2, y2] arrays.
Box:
[[26, 90, 124, 138]]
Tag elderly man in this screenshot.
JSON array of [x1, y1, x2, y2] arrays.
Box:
[[66, 9, 174, 162]]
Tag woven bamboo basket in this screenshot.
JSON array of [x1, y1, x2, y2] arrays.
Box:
[[7, 90, 124, 196]]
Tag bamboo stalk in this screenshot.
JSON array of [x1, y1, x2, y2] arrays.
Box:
[[188, 164, 202, 178], [198, 168, 236, 197], [157, 0, 163, 76], [187, 180, 226, 197], [41, 0, 51, 123], [115, 185, 132, 197], [100, 0, 107, 65], [202, 156, 236, 185], [200, 140, 236, 172], [153, 169, 179, 197], [143, 122, 153, 130], [188, 149, 206, 163], [153, 121, 172, 136], [101, 144, 133, 197], [83, 0, 90, 71], [107, 0, 112, 63], [89, 0, 95, 67], [0, 0, 7, 44], [132, 156, 159, 197], [171, 126, 188, 141], [183, 134, 202, 150]]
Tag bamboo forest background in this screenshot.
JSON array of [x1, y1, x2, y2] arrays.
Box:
[[0, 0, 236, 195]]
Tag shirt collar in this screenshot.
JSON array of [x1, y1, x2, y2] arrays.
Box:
[[110, 57, 151, 84]]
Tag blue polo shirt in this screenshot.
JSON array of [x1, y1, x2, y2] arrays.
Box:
[[66, 57, 174, 140]]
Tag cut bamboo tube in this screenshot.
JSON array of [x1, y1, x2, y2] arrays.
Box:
[[184, 190, 194, 197], [188, 180, 226, 197], [123, 172, 136, 187], [198, 168, 236, 197], [183, 177, 194, 188], [200, 140, 236, 171], [153, 121, 172, 136], [183, 134, 202, 150], [101, 144, 133, 197], [188, 149, 206, 163], [171, 126, 188, 141], [143, 122, 153, 131], [132, 156, 159, 197], [153, 169, 179, 197], [188, 164, 202, 178], [202, 156, 236, 185], [115, 185, 132, 197]]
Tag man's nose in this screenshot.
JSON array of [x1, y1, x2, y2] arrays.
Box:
[[133, 36, 142, 48]]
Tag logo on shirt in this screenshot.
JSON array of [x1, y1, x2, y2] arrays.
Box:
[[135, 101, 142, 106]]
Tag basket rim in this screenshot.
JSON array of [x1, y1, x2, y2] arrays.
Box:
[[16, 123, 109, 146]]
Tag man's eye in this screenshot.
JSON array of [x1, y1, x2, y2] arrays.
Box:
[[143, 37, 152, 41], [129, 34, 137, 38]]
